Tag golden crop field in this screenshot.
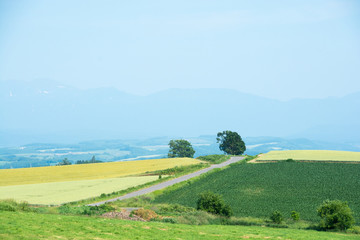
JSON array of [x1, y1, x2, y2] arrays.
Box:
[[0, 176, 159, 205], [257, 150, 360, 162], [0, 158, 201, 186]]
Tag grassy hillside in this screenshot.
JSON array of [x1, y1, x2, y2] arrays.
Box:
[[257, 150, 360, 162], [0, 158, 200, 186], [154, 162, 360, 223], [1, 211, 358, 240], [0, 176, 159, 205]]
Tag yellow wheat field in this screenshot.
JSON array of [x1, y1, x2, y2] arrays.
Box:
[[257, 150, 360, 162], [0, 176, 159, 205], [0, 158, 201, 186]]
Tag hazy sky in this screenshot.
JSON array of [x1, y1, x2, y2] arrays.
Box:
[[1, 0, 359, 100]]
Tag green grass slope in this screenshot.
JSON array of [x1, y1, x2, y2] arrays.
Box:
[[1, 211, 358, 240], [154, 162, 360, 223]]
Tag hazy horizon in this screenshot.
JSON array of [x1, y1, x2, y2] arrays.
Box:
[[1, 1, 359, 147], [1, 0, 360, 101]]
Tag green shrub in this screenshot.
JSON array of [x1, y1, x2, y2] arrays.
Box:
[[58, 204, 114, 216], [161, 218, 177, 224], [157, 204, 195, 214], [317, 199, 355, 231], [176, 211, 217, 225], [270, 210, 283, 224], [291, 211, 300, 221], [196, 191, 233, 217], [0, 200, 32, 212], [197, 155, 230, 164], [0, 202, 16, 212]]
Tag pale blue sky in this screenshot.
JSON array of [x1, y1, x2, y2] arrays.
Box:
[[1, 0, 359, 100]]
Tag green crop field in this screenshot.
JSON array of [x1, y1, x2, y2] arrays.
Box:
[[154, 162, 360, 223], [0, 176, 159, 205], [257, 150, 360, 162], [1, 211, 358, 240]]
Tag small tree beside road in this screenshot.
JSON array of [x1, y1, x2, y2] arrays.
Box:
[[168, 139, 195, 158], [216, 130, 246, 155]]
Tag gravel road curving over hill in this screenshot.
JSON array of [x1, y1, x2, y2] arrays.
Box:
[[88, 156, 244, 206]]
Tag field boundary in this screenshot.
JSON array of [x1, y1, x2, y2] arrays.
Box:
[[88, 156, 245, 206], [254, 160, 360, 164]]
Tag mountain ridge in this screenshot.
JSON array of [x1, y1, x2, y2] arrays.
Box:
[[1, 80, 359, 145]]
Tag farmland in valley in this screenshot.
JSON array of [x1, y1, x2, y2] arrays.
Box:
[[0, 176, 159, 205], [0, 158, 200, 186], [154, 161, 360, 223], [256, 150, 360, 162]]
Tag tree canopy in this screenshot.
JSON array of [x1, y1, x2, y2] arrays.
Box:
[[196, 191, 233, 217], [168, 139, 195, 158], [216, 130, 246, 155], [317, 199, 354, 230], [57, 158, 72, 166]]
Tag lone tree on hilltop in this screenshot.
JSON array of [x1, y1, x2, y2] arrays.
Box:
[[216, 130, 246, 155], [168, 139, 195, 158]]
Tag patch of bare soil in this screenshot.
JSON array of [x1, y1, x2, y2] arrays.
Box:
[[248, 154, 262, 163], [102, 209, 146, 222]]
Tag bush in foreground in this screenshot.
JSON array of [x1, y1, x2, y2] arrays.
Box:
[[0, 199, 32, 212], [270, 210, 283, 224], [317, 199, 354, 231], [291, 211, 300, 221], [196, 191, 233, 217]]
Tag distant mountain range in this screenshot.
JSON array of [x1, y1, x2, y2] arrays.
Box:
[[1, 80, 359, 146], [1, 135, 359, 169]]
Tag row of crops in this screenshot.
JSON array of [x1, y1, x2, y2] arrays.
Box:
[[154, 161, 360, 223]]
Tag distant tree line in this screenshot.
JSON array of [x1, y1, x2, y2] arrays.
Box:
[[76, 156, 102, 164], [57, 156, 102, 166]]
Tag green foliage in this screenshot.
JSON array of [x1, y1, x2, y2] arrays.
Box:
[[148, 163, 207, 176], [317, 200, 355, 231], [197, 154, 230, 164], [270, 210, 283, 224], [76, 155, 103, 164], [196, 191, 233, 217], [216, 130, 246, 155], [0, 199, 32, 212], [168, 139, 195, 158], [291, 211, 300, 221], [56, 158, 72, 166], [154, 162, 360, 223], [58, 204, 114, 216], [157, 204, 196, 214]]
